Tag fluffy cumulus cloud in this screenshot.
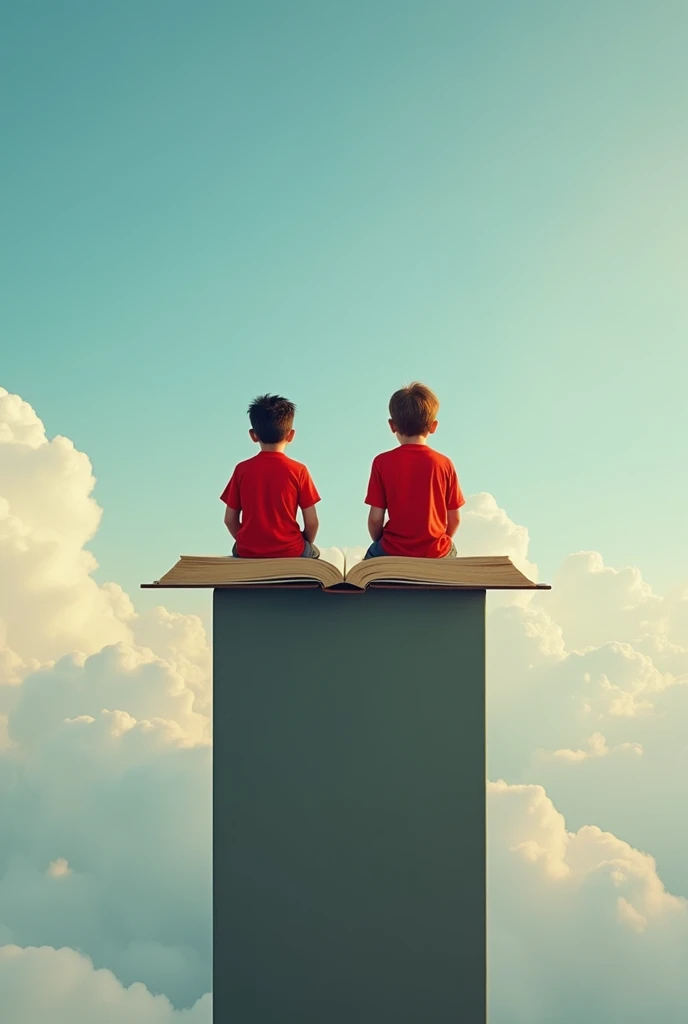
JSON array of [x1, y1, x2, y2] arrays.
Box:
[[0, 946, 211, 1023], [2, 385, 688, 1020], [487, 546, 688, 901], [0, 704, 211, 1008], [0, 388, 212, 1014], [455, 492, 539, 607], [0, 389, 134, 669], [489, 781, 688, 1023], [543, 549, 688, 654], [536, 730, 644, 762], [456, 492, 534, 570]]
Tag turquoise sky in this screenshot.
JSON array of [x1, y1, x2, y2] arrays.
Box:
[[2, 0, 686, 615]]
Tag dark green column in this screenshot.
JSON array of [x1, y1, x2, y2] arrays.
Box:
[[213, 587, 486, 1024]]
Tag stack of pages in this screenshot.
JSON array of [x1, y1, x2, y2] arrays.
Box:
[[143, 549, 548, 591]]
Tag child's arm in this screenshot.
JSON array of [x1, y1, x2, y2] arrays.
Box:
[[220, 470, 241, 537], [224, 505, 240, 538], [447, 508, 460, 538], [446, 463, 464, 539], [365, 459, 386, 541], [302, 505, 319, 543], [368, 506, 385, 542]]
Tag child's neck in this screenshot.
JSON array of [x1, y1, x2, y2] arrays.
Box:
[[258, 442, 289, 453], [396, 434, 430, 446]]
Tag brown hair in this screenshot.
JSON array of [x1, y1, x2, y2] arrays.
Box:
[[388, 382, 439, 436], [248, 394, 295, 443]]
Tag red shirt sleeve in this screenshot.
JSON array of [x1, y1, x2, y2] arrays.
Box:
[[447, 464, 465, 511], [364, 458, 386, 508], [220, 470, 241, 510], [298, 468, 321, 509]]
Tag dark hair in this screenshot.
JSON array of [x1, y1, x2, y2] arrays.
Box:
[[388, 382, 439, 436], [248, 394, 296, 443]]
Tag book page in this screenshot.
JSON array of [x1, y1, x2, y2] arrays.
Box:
[[342, 546, 366, 576], [343, 554, 538, 591]]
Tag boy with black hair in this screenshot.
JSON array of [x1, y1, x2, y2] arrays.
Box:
[[221, 394, 321, 558]]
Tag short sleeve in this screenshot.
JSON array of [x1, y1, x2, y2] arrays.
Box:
[[364, 459, 386, 508], [298, 468, 321, 510], [446, 465, 465, 511], [220, 471, 241, 510]]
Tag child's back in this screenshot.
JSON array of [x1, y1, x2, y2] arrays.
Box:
[[221, 394, 320, 559], [364, 383, 464, 559]]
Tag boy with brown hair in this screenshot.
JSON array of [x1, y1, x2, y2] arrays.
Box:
[[221, 394, 321, 558], [364, 382, 465, 559]]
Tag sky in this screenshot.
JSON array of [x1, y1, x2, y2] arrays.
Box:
[[2, 0, 687, 614], [2, 2, 688, 1021]]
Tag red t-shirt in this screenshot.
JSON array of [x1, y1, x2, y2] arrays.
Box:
[[221, 452, 320, 558], [364, 445, 465, 558]]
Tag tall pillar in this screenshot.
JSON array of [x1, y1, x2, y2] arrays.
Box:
[[213, 586, 486, 1023]]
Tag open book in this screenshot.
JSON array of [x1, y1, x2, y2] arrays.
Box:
[[143, 548, 549, 591]]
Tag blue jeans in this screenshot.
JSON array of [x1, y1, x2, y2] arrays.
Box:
[[364, 538, 458, 559], [232, 536, 320, 559]]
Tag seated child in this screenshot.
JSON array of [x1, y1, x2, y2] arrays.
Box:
[[221, 394, 321, 558], [364, 382, 465, 559]]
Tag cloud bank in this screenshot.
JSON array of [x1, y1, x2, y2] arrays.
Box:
[[1, 385, 687, 1020], [0, 946, 211, 1023], [0, 388, 212, 1012], [489, 780, 688, 1023]]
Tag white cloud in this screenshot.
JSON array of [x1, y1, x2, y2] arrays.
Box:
[[488, 606, 681, 774], [487, 580, 688, 904], [0, 707, 211, 1008], [489, 781, 688, 1022], [132, 607, 211, 718], [47, 858, 71, 879], [0, 389, 214, 1015], [632, 630, 688, 678], [537, 731, 643, 762], [455, 493, 538, 604], [8, 641, 209, 750], [540, 550, 688, 652], [0, 946, 211, 1023], [0, 388, 134, 668]]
